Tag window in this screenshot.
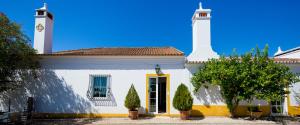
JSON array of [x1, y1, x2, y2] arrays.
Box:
[[87, 75, 111, 100], [93, 76, 108, 97], [37, 10, 44, 16], [199, 13, 207, 17]]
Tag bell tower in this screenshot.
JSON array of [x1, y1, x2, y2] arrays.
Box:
[[187, 3, 218, 61], [33, 3, 53, 54]]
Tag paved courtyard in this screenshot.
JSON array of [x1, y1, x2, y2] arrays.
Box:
[[32, 117, 300, 125]]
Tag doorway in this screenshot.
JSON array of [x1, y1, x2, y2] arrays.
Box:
[[147, 75, 168, 114]]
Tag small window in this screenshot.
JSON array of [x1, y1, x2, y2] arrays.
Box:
[[199, 13, 207, 17], [87, 75, 111, 100], [93, 76, 108, 97], [37, 10, 44, 16]]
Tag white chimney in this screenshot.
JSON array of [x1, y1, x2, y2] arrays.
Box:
[[33, 3, 53, 54], [187, 3, 219, 61]]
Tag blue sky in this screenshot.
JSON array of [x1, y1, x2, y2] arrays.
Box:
[[1, 0, 300, 56]]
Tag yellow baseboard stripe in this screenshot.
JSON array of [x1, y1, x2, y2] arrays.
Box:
[[288, 106, 300, 116], [191, 105, 270, 117]]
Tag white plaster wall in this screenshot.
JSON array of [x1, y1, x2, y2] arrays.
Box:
[[1, 56, 298, 114], [288, 64, 300, 106], [42, 56, 186, 114], [33, 17, 46, 54], [0, 56, 186, 114], [44, 17, 53, 54], [33, 16, 53, 54], [47, 68, 185, 114], [187, 18, 219, 61]]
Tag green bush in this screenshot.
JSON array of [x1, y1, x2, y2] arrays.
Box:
[[247, 106, 261, 112], [173, 83, 193, 111], [125, 84, 141, 111]]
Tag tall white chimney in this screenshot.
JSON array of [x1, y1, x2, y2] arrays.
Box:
[[33, 3, 53, 54], [187, 3, 219, 61]]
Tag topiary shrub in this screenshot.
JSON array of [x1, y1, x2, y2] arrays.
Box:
[[125, 84, 141, 111], [173, 83, 193, 111]]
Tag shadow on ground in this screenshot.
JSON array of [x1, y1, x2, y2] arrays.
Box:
[[32, 118, 98, 125]]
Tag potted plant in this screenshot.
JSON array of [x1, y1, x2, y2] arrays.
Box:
[[124, 84, 141, 120], [173, 83, 193, 120], [247, 105, 263, 119]]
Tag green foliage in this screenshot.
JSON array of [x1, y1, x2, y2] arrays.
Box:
[[191, 45, 299, 116], [124, 84, 141, 111], [173, 83, 193, 111], [247, 105, 261, 112], [0, 13, 40, 93]]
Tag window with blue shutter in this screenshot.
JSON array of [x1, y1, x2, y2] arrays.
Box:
[[93, 76, 108, 97], [87, 74, 111, 100]]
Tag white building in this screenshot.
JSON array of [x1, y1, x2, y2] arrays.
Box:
[[1, 3, 299, 118]]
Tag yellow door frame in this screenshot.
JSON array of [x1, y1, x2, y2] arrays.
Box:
[[146, 74, 170, 116]]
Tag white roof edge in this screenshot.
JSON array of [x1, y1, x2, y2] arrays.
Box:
[[274, 46, 300, 57]]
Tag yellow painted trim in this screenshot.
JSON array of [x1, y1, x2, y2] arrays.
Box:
[[287, 90, 300, 116], [191, 105, 270, 117], [145, 74, 170, 116]]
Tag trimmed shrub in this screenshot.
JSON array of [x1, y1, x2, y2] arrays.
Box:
[[125, 84, 141, 111], [173, 83, 193, 111]]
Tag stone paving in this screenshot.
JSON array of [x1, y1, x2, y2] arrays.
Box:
[[32, 117, 300, 125], [86, 117, 288, 125]]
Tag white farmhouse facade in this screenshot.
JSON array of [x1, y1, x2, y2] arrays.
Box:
[[0, 3, 299, 118]]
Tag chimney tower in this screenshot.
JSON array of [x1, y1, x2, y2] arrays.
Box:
[[187, 3, 219, 61], [33, 3, 53, 54]]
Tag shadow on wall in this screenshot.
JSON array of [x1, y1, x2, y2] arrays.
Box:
[[194, 85, 224, 107], [293, 89, 300, 105], [89, 90, 117, 107], [0, 69, 94, 113]]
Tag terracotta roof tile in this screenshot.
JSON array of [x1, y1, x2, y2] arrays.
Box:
[[273, 58, 300, 64], [40, 47, 184, 56]]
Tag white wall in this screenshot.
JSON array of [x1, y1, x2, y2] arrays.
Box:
[[1, 56, 299, 114], [33, 15, 53, 54], [288, 64, 300, 106], [0, 56, 186, 114]]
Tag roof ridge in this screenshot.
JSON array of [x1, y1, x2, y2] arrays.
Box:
[[275, 46, 300, 57], [49, 46, 184, 56], [54, 46, 178, 53]]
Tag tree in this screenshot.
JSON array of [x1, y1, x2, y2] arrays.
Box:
[[191, 45, 299, 116], [124, 84, 141, 111], [0, 13, 40, 93], [173, 83, 193, 111]]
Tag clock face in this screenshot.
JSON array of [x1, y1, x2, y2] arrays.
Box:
[[36, 24, 44, 32]]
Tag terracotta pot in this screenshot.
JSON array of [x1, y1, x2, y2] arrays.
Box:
[[128, 110, 138, 120], [250, 111, 263, 119], [180, 111, 189, 120]]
